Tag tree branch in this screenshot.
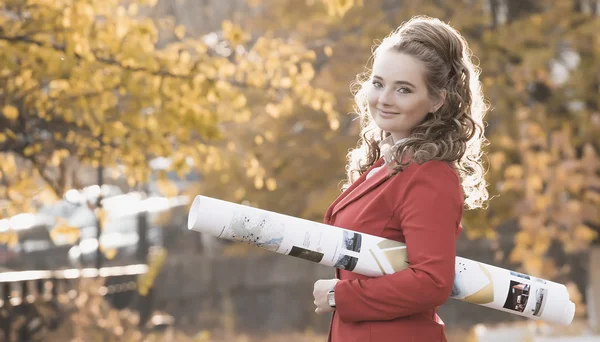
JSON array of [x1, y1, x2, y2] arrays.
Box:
[[0, 32, 323, 92]]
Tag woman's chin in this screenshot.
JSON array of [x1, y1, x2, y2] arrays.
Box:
[[372, 117, 395, 131]]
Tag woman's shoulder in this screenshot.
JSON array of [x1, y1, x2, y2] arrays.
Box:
[[401, 160, 460, 185]]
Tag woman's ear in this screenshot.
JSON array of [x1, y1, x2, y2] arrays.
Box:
[[431, 89, 447, 112]]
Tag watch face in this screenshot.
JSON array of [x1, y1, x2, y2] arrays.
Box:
[[327, 291, 335, 307]]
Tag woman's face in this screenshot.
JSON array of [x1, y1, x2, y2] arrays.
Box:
[[366, 49, 442, 142]]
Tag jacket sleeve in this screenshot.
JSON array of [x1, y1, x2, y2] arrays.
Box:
[[334, 161, 463, 323]]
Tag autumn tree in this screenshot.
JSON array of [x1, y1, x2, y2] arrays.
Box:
[[236, 0, 600, 284], [2, 0, 599, 287], [0, 0, 339, 220]]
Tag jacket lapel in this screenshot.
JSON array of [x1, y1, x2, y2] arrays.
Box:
[[323, 166, 371, 221], [331, 158, 391, 217]]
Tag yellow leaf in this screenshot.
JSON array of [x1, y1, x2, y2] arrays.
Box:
[[254, 176, 264, 190], [574, 224, 598, 242], [300, 62, 315, 80], [531, 14, 543, 26], [221, 20, 248, 45], [0, 133, 6, 143], [534, 195, 550, 211], [137, 247, 167, 296], [567, 174, 585, 193], [567, 200, 582, 214], [2, 105, 19, 120], [508, 246, 527, 263], [488, 152, 506, 170], [157, 171, 179, 197], [232, 94, 247, 108], [193, 330, 212, 342], [532, 235, 551, 255], [233, 187, 246, 200], [37, 186, 60, 204], [101, 246, 118, 260], [266, 103, 280, 118], [0, 231, 19, 247], [504, 164, 524, 179], [254, 135, 264, 145], [96, 208, 107, 230], [147, 116, 158, 131], [264, 131, 274, 142], [174, 25, 186, 39], [497, 135, 515, 149], [310, 99, 321, 111], [23, 145, 35, 156], [266, 178, 277, 191], [526, 175, 544, 193], [329, 118, 340, 131], [514, 231, 531, 246], [324, 46, 333, 57], [50, 150, 64, 166], [127, 3, 138, 16], [5, 130, 16, 140], [50, 221, 80, 245], [485, 229, 497, 240], [280, 77, 292, 88], [7, 231, 18, 248], [523, 256, 543, 275]]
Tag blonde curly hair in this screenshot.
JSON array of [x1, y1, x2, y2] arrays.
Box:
[[344, 16, 489, 210]]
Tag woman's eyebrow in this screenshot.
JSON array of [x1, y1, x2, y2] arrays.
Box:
[[372, 75, 416, 88]]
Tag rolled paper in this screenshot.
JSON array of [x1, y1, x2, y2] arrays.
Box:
[[187, 195, 576, 325]]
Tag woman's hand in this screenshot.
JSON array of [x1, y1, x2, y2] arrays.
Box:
[[313, 279, 340, 314]]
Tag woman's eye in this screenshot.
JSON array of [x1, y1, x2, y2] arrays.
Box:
[[372, 81, 383, 88], [397, 87, 412, 94]]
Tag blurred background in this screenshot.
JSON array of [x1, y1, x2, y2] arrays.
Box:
[[0, 0, 599, 341]]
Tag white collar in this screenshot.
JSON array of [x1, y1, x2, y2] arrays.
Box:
[[379, 136, 408, 164]]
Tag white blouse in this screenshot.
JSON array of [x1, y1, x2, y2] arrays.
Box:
[[366, 136, 408, 180]]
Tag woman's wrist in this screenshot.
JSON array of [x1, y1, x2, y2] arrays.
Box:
[[327, 283, 337, 308]]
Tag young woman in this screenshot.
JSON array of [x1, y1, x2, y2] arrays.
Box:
[[312, 16, 489, 342]]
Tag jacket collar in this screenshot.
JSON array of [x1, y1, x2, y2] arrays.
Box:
[[325, 136, 410, 219], [330, 158, 391, 217]]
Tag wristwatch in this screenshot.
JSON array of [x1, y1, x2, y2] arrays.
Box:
[[327, 287, 336, 308]]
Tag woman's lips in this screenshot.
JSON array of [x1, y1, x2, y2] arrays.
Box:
[[378, 109, 401, 117]]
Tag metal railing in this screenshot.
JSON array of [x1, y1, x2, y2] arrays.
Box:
[[0, 264, 150, 341]]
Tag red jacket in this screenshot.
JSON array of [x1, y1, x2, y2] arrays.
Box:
[[324, 158, 464, 342]]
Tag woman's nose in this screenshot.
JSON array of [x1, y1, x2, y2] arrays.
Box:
[[378, 90, 394, 106]]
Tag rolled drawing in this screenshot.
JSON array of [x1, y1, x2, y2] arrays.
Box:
[[187, 195, 576, 325]]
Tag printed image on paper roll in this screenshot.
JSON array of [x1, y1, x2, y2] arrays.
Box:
[[227, 212, 285, 252], [334, 253, 359, 271], [288, 246, 324, 263], [343, 230, 362, 252], [533, 287, 548, 316], [451, 258, 494, 304], [503, 281, 531, 313], [510, 271, 531, 280], [368, 240, 408, 274]]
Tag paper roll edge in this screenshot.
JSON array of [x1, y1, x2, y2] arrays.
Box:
[[562, 301, 576, 325], [187, 195, 202, 231]]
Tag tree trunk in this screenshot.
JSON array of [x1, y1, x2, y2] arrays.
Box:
[[506, 0, 541, 23]]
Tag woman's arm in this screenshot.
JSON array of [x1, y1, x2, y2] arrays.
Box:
[[334, 161, 463, 323]]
